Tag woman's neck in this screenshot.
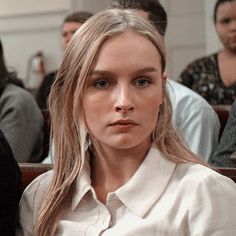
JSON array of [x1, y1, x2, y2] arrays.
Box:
[[90, 141, 151, 203]]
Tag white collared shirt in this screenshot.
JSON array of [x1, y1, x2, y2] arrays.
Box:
[[17, 147, 236, 235]]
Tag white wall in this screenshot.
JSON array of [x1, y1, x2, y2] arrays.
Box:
[[162, 0, 206, 79], [0, 12, 64, 82], [71, 0, 109, 12]]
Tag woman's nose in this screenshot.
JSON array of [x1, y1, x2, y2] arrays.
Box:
[[114, 85, 134, 113]]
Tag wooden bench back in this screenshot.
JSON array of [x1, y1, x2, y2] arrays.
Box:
[[214, 167, 236, 183], [19, 163, 52, 191]]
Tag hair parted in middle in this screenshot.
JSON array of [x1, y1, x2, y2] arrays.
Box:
[[35, 9, 203, 236], [110, 0, 168, 35]]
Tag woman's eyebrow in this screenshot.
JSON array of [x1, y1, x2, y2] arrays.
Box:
[[90, 70, 113, 76], [91, 66, 159, 76], [133, 67, 159, 74]]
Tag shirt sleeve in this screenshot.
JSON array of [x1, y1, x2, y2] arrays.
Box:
[[188, 173, 236, 235], [16, 180, 41, 236]]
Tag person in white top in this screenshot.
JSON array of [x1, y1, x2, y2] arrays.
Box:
[[17, 9, 236, 236], [110, 0, 220, 161], [167, 80, 219, 160]]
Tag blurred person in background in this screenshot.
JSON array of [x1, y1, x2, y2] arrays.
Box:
[[36, 11, 93, 110], [0, 129, 21, 236], [179, 0, 236, 105], [17, 9, 236, 235], [0, 39, 44, 162], [209, 99, 236, 166]]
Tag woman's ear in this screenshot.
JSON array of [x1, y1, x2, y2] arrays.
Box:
[[161, 72, 168, 105], [162, 72, 167, 84]]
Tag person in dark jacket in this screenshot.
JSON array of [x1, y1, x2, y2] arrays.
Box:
[[0, 129, 21, 236], [36, 11, 93, 110]]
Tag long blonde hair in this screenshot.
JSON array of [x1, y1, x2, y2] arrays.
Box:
[[35, 9, 205, 235]]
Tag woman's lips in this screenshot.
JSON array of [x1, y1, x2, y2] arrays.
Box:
[[109, 120, 138, 131]]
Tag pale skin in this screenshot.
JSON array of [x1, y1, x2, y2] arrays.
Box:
[[215, 1, 236, 86], [83, 31, 166, 203]]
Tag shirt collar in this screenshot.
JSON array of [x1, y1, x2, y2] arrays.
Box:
[[71, 157, 93, 211], [115, 146, 176, 218], [71, 146, 176, 215]]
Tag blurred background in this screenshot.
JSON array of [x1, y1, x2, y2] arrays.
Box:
[[0, 0, 219, 86]]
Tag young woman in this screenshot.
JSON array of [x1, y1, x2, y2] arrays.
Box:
[[17, 9, 236, 235]]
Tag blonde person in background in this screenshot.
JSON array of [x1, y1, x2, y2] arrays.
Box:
[[17, 9, 236, 236]]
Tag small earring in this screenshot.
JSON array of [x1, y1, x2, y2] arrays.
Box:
[[162, 72, 167, 81]]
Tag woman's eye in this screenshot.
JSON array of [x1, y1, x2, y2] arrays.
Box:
[[135, 78, 151, 87], [95, 80, 110, 89], [220, 18, 231, 24]]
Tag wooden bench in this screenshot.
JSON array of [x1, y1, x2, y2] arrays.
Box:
[[19, 163, 52, 191], [214, 167, 236, 183]]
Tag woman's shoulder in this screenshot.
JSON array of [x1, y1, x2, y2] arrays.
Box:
[[170, 162, 236, 217], [21, 170, 53, 210], [175, 162, 236, 191], [17, 170, 53, 231], [176, 163, 222, 179], [170, 163, 236, 234]]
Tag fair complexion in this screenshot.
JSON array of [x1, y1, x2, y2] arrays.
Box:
[[83, 31, 165, 203], [216, 1, 236, 86], [61, 21, 82, 50]]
